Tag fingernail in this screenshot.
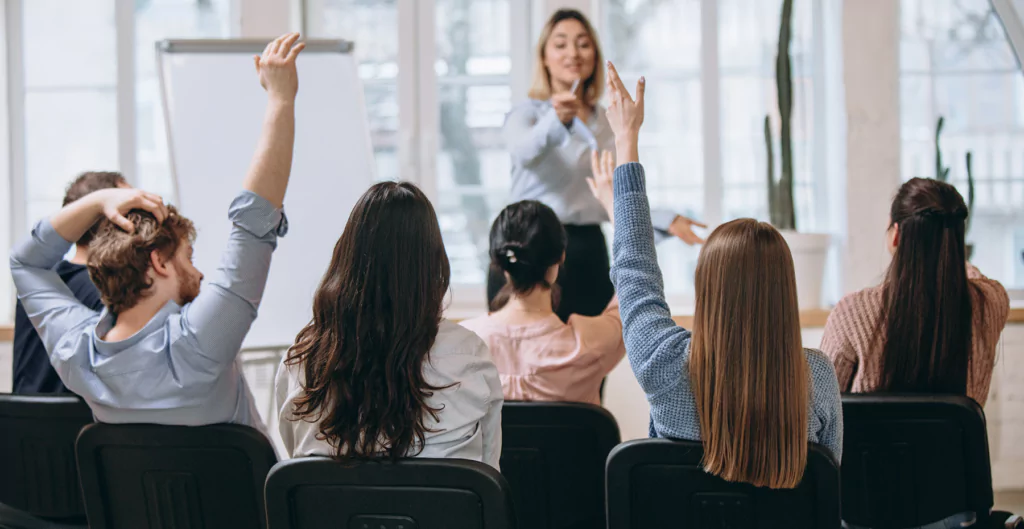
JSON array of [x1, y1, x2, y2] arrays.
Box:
[[640, 76, 645, 83]]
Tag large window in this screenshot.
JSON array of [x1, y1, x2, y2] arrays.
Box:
[[901, 0, 1024, 290], [310, 0, 522, 295], [600, 0, 830, 298], [16, 0, 234, 223]]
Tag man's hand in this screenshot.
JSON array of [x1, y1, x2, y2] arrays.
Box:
[[587, 150, 615, 222], [95, 188, 169, 233], [668, 215, 707, 246], [253, 33, 306, 103]]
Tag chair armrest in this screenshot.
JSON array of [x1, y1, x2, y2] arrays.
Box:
[[991, 511, 1024, 528]]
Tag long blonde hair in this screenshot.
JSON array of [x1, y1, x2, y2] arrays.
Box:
[[689, 219, 809, 489], [528, 9, 604, 107]]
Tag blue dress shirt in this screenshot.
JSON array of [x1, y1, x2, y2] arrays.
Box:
[[9, 191, 287, 433]]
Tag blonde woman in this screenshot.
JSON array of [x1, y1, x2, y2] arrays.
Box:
[[496, 8, 705, 322], [590, 62, 843, 488]]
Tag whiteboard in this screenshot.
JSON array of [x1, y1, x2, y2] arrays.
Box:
[[158, 39, 375, 348]]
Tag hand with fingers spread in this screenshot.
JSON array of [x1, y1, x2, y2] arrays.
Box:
[[604, 61, 645, 164], [587, 149, 616, 222], [254, 32, 307, 102], [668, 215, 707, 245]]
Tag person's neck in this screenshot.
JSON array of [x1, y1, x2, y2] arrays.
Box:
[[495, 288, 556, 324], [103, 295, 173, 342], [68, 245, 89, 265]]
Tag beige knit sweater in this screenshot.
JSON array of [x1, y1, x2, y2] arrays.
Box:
[[820, 264, 1010, 405]]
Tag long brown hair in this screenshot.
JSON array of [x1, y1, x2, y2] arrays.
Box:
[[876, 177, 976, 394], [690, 218, 808, 489], [528, 8, 605, 107], [285, 182, 452, 461]]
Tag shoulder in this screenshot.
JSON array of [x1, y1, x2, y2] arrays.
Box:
[[458, 315, 493, 337], [434, 320, 491, 359], [803, 348, 841, 399], [507, 98, 549, 118], [828, 285, 883, 326]]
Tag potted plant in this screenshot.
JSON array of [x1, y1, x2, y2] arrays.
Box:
[[930, 116, 976, 259], [764, 0, 832, 310]]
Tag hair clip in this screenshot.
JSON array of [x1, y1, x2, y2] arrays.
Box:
[[505, 249, 517, 263]]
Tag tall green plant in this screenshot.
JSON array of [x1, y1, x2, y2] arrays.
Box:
[[931, 116, 975, 234], [765, 0, 796, 231]]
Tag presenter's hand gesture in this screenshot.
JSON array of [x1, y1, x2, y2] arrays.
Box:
[[605, 61, 644, 164], [668, 216, 707, 245], [587, 150, 615, 223], [254, 32, 306, 102], [551, 90, 581, 126], [95, 188, 169, 234]]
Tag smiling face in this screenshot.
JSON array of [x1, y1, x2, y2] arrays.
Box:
[[542, 18, 596, 93]]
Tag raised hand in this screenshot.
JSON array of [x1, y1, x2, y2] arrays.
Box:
[[94, 188, 169, 233], [253, 32, 306, 102], [587, 150, 615, 222], [605, 61, 645, 163]]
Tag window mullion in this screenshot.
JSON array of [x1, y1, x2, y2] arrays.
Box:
[[415, 0, 438, 200], [115, 0, 135, 184], [701, 0, 723, 226]]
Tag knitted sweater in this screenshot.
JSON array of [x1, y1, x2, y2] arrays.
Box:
[[610, 162, 844, 460], [820, 264, 1009, 405]]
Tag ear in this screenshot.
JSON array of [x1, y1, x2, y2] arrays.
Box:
[[149, 249, 173, 279], [887, 223, 899, 253]]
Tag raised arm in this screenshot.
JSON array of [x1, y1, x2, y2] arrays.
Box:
[[180, 33, 305, 360], [11, 188, 168, 353], [600, 62, 692, 395]]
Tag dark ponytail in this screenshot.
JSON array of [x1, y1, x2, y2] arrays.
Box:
[[488, 200, 567, 312], [877, 177, 979, 395]]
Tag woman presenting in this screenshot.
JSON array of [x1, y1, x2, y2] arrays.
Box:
[[493, 8, 704, 321]]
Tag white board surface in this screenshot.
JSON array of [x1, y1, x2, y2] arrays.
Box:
[[159, 40, 375, 348]]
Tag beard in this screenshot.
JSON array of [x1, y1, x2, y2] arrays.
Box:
[[172, 262, 202, 305]]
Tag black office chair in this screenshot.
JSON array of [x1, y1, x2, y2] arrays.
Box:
[[842, 394, 1023, 529], [75, 423, 277, 529], [606, 438, 841, 529], [265, 457, 517, 529], [0, 394, 93, 527], [500, 401, 620, 529]]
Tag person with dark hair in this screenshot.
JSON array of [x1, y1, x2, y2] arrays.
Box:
[[276, 181, 503, 469], [9, 33, 305, 430], [821, 177, 1010, 406], [461, 196, 624, 405], [497, 7, 705, 323], [12, 171, 128, 394]]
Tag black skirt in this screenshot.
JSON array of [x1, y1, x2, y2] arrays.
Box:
[[487, 223, 614, 323]]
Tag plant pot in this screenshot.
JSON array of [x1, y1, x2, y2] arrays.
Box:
[[780, 231, 831, 310]]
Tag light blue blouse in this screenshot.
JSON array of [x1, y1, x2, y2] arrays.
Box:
[[503, 98, 677, 232]]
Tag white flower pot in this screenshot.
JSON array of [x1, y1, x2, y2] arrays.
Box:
[[780, 231, 831, 310]]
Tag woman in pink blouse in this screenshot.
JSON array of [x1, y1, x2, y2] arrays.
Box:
[[461, 199, 625, 405]]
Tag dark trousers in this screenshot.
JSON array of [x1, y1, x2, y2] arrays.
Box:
[[487, 224, 614, 323]]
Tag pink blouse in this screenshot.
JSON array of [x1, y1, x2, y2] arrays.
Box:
[[460, 297, 626, 405]]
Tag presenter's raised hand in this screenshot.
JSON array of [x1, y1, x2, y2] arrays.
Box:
[[587, 150, 615, 222], [605, 61, 644, 164], [253, 32, 306, 102]]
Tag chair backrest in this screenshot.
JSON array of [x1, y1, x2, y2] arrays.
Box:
[[606, 439, 841, 529], [500, 401, 620, 529], [841, 394, 993, 528], [0, 394, 93, 521], [75, 423, 277, 529], [265, 457, 517, 529]]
